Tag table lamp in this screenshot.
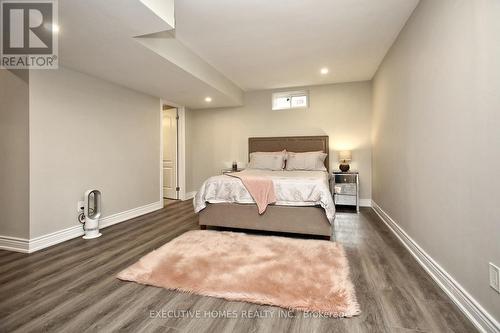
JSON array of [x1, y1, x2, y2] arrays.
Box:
[[338, 151, 352, 172]]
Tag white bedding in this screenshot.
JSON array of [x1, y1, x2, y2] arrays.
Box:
[[193, 169, 335, 223]]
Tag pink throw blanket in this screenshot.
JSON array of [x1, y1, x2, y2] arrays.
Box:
[[227, 172, 276, 214]]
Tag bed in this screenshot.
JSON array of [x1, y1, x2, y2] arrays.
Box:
[[194, 136, 335, 239]]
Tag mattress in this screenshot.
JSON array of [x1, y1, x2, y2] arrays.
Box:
[[194, 169, 335, 223]]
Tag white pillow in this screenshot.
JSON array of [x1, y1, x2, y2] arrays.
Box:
[[247, 150, 286, 170], [285, 151, 327, 171]]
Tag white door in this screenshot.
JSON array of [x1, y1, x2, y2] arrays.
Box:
[[163, 108, 177, 199]]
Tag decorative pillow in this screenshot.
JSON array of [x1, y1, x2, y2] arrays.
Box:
[[247, 150, 286, 170], [285, 151, 327, 171]]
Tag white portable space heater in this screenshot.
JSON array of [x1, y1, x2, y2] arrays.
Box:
[[82, 189, 102, 239]]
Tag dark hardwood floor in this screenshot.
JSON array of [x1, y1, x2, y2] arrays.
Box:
[[0, 200, 477, 332]]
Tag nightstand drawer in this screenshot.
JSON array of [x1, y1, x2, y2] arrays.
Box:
[[334, 174, 357, 183], [334, 184, 357, 195], [335, 194, 357, 206]]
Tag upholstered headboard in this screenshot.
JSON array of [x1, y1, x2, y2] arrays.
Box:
[[248, 136, 329, 171]]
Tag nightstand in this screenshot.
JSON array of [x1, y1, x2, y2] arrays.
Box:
[[222, 168, 244, 175], [332, 171, 359, 212]]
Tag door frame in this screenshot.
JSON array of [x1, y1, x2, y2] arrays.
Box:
[[159, 101, 187, 201], [176, 107, 187, 200], [161, 106, 178, 200]]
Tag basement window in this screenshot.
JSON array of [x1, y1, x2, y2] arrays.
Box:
[[272, 90, 309, 110]]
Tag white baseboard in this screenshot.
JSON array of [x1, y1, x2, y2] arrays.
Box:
[[0, 200, 162, 254], [0, 236, 30, 253], [183, 191, 196, 201], [99, 201, 162, 229], [371, 201, 499, 333], [29, 224, 85, 252], [359, 199, 372, 207]]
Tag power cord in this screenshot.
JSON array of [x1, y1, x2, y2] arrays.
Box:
[[78, 212, 85, 230], [77, 208, 95, 230]]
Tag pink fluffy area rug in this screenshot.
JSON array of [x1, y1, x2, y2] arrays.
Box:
[[117, 230, 360, 317]]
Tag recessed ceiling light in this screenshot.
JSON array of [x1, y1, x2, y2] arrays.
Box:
[[320, 67, 329, 75], [205, 97, 212, 102]]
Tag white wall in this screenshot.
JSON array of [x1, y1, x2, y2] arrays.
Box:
[[186, 81, 373, 199], [0, 70, 30, 239], [28, 67, 161, 238], [372, 0, 500, 321]]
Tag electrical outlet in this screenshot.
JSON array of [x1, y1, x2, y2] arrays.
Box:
[[489, 263, 500, 293], [77, 200, 85, 213]]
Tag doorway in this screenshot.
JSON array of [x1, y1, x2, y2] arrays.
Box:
[[162, 106, 178, 200]]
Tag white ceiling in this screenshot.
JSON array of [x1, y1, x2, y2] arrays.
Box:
[[175, 0, 419, 91], [58, 0, 243, 109], [57, 0, 418, 109]]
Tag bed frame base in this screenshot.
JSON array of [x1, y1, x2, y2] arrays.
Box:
[[199, 203, 332, 240]]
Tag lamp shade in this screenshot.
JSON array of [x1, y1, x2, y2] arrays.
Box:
[[338, 150, 352, 163]]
